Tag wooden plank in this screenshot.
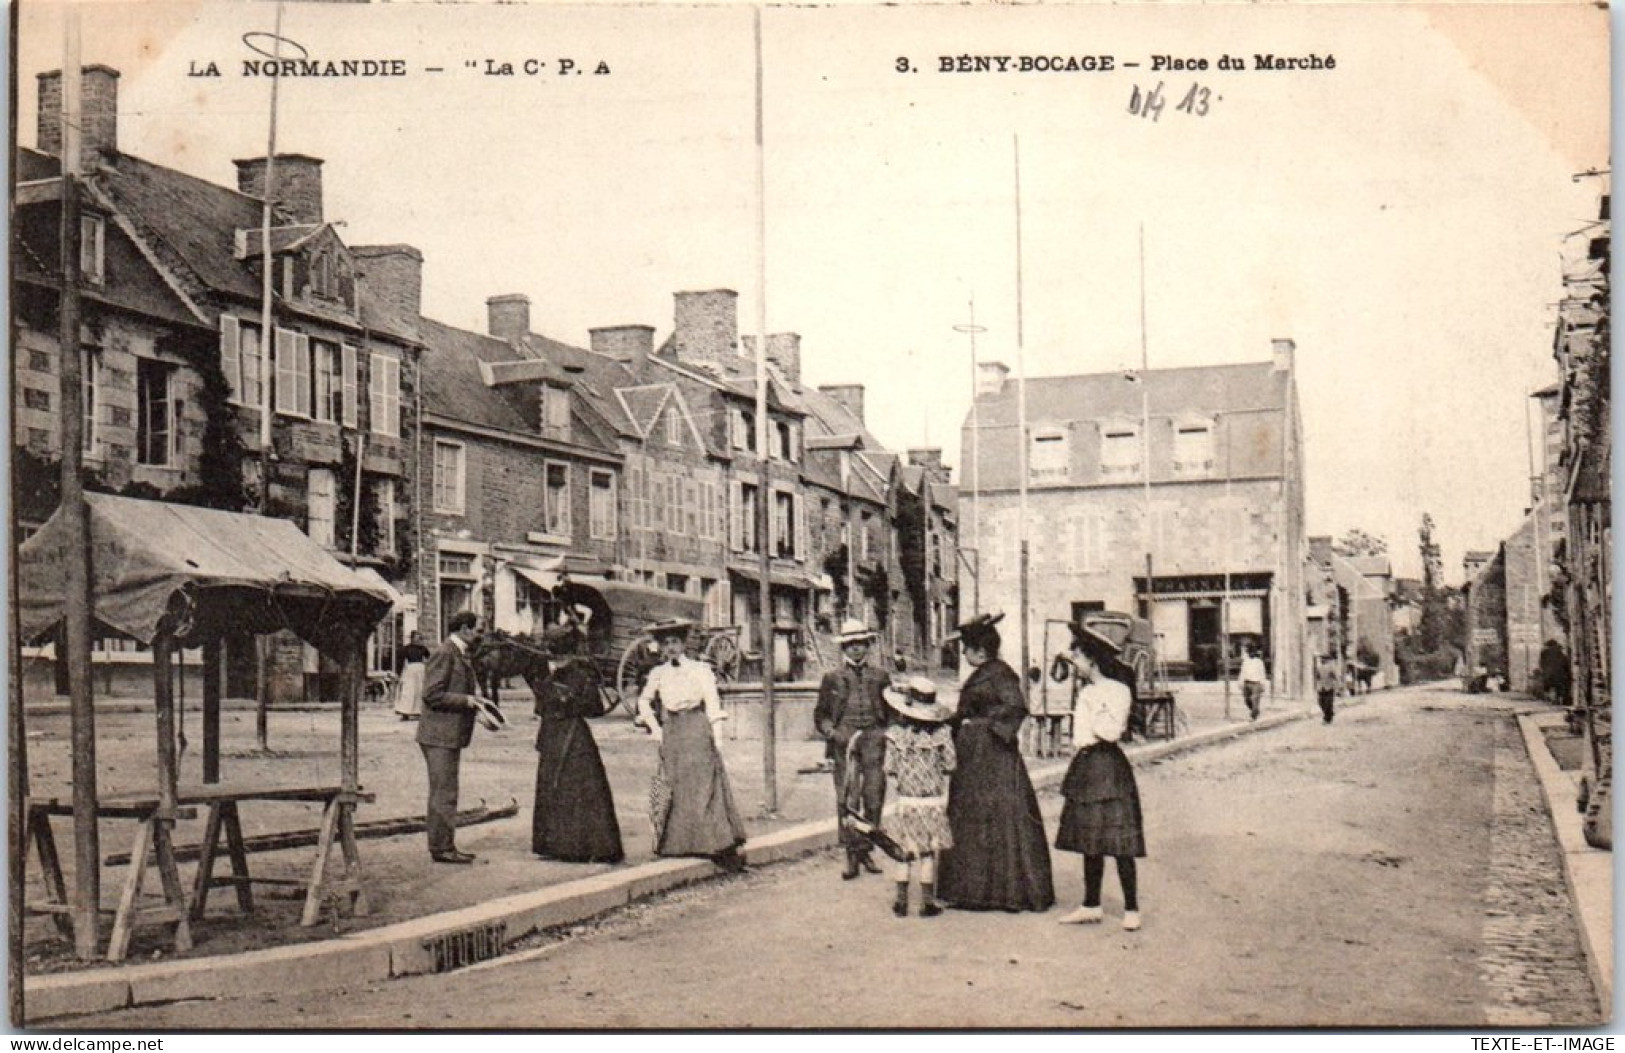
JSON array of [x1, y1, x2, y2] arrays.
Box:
[[150, 822, 191, 953], [27, 807, 73, 937], [300, 800, 341, 928], [222, 802, 254, 914], [107, 820, 153, 962], [188, 803, 226, 921], [337, 803, 369, 917]]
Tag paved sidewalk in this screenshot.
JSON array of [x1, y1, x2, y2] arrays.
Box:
[[20, 684, 1381, 1023]]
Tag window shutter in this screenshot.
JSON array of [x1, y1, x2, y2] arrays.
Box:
[[275, 328, 299, 415], [220, 315, 241, 402], [385, 357, 401, 437], [369, 353, 384, 433], [341, 344, 359, 427], [294, 333, 312, 416], [795, 492, 807, 561], [729, 482, 742, 552]]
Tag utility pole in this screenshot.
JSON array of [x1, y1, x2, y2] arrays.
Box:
[[255, 4, 285, 752], [1139, 225, 1155, 648], [57, 17, 103, 959], [955, 301, 986, 617], [752, 6, 777, 814], [1013, 137, 1030, 697]]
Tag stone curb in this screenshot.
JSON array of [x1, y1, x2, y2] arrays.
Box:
[[20, 693, 1343, 1023], [1515, 710, 1614, 1012]]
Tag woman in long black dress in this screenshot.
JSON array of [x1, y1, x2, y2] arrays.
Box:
[[936, 613, 1055, 912], [526, 657, 624, 863]]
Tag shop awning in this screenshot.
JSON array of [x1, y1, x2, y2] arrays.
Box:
[[355, 567, 410, 611], [508, 555, 565, 592], [727, 563, 818, 590]]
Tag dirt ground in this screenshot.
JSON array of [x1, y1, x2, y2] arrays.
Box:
[[67, 685, 1604, 1029]]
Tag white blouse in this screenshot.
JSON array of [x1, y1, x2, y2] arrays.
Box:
[[637, 656, 726, 725], [1070, 676, 1132, 749]]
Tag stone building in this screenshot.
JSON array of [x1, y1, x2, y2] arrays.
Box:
[[14, 65, 420, 699], [959, 340, 1308, 695]]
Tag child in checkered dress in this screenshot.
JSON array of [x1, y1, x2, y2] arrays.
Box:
[[881, 677, 957, 917]]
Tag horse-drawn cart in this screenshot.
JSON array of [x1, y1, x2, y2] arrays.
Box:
[[475, 578, 742, 716]]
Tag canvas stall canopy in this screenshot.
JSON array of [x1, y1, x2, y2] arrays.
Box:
[[18, 493, 393, 652]]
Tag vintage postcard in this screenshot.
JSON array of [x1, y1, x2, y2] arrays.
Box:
[[8, 0, 1611, 1033]]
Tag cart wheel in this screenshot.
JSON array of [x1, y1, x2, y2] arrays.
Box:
[[704, 634, 742, 682], [616, 638, 655, 717]]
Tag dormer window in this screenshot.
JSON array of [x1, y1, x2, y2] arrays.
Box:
[[79, 215, 105, 284], [664, 406, 683, 446], [1029, 426, 1070, 482], [1099, 421, 1142, 480], [542, 385, 570, 441], [311, 253, 333, 299]]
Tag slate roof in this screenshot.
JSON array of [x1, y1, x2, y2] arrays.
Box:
[[969, 361, 1289, 428], [417, 316, 539, 434], [19, 146, 418, 345]]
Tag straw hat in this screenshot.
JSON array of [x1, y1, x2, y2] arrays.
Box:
[[645, 617, 696, 640], [835, 618, 878, 645], [883, 675, 953, 723], [1068, 620, 1124, 669]]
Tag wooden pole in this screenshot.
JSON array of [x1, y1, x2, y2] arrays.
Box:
[[202, 639, 222, 783], [255, 3, 285, 752], [9, 491, 27, 1021], [1013, 136, 1030, 699], [752, 6, 777, 814], [341, 637, 361, 797]]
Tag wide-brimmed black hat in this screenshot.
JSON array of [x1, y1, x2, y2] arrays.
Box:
[[947, 611, 1004, 646], [1068, 620, 1124, 668]]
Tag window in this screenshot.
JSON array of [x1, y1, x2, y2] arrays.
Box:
[[312, 341, 342, 423], [733, 409, 758, 453], [667, 574, 690, 596], [370, 353, 401, 437], [629, 464, 647, 531], [1099, 422, 1142, 480], [433, 440, 465, 514], [312, 253, 332, 300], [544, 462, 570, 537], [776, 421, 794, 461], [1173, 420, 1215, 475], [1029, 427, 1070, 482], [136, 359, 178, 466], [307, 468, 336, 548], [274, 327, 311, 417], [219, 316, 265, 409], [81, 349, 99, 457], [736, 482, 760, 553], [773, 490, 796, 558], [79, 215, 105, 284], [664, 407, 683, 446], [589, 470, 616, 540], [858, 511, 873, 561], [373, 478, 397, 556], [542, 386, 570, 441]]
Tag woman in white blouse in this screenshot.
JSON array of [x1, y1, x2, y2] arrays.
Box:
[[637, 619, 746, 871], [1054, 621, 1147, 931]]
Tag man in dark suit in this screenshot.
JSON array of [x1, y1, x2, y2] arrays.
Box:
[[814, 619, 892, 880], [418, 610, 490, 863]]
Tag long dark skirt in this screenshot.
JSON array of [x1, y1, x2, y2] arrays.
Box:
[[653, 708, 746, 857], [533, 716, 625, 863], [1055, 742, 1145, 858], [937, 721, 1055, 911]]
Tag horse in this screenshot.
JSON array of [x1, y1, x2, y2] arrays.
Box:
[[472, 624, 592, 707]]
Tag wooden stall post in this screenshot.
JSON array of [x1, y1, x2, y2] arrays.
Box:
[[302, 634, 369, 926], [201, 639, 222, 784]]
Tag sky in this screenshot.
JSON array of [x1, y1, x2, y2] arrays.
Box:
[[13, 1, 1609, 583]]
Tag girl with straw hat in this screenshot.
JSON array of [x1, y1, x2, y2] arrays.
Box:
[[880, 676, 957, 917]]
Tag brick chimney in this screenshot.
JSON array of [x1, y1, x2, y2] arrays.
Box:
[[37, 66, 120, 169], [908, 448, 944, 476], [975, 361, 1010, 398], [672, 289, 738, 371], [487, 294, 531, 344], [590, 325, 655, 370], [819, 384, 865, 426], [234, 154, 325, 225], [743, 332, 803, 387], [353, 244, 423, 320], [1271, 337, 1296, 373]]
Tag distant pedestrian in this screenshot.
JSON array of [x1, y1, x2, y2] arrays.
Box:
[[637, 619, 746, 872], [936, 613, 1055, 913], [419, 611, 505, 864], [1239, 646, 1268, 720], [881, 676, 957, 918], [393, 631, 430, 720], [1315, 655, 1341, 724], [1538, 639, 1572, 707], [814, 619, 891, 880], [1055, 620, 1146, 932]]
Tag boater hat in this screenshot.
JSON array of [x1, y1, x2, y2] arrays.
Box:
[[835, 619, 878, 645], [1068, 620, 1124, 669], [645, 618, 696, 640], [883, 676, 952, 723]]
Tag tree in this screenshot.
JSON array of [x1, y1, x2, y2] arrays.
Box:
[[1333, 528, 1388, 557], [1416, 513, 1450, 654]]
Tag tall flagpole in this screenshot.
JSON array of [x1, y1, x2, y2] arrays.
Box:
[[1014, 137, 1030, 696], [752, 6, 777, 814], [1139, 226, 1154, 632], [255, 3, 284, 752], [955, 300, 986, 615]]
